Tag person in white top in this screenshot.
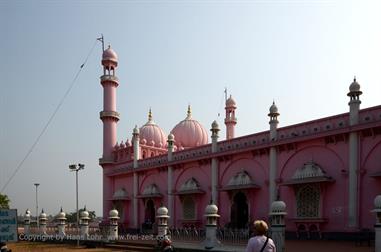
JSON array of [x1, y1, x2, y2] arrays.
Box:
[[245, 220, 276, 252]]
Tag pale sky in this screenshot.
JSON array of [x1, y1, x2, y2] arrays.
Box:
[[1, 0, 380, 217]]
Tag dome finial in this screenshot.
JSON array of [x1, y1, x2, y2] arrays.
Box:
[[186, 104, 192, 119], [354, 76, 356, 82], [148, 107, 153, 122]]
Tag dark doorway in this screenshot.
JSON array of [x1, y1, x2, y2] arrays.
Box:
[[230, 192, 248, 228], [143, 199, 155, 229]]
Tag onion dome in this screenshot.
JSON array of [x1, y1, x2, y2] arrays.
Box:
[[139, 109, 167, 148], [168, 133, 175, 142], [211, 120, 219, 131], [349, 77, 360, 92], [269, 102, 278, 114], [25, 209, 31, 217], [102, 45, 118, 63], [109, 209, 120, 219], [39, 209, 47, 220], [204, 202, 220, 217], [226, 95, 236, 108], [348, 77, 362, 96], [80, 206, 90, 220], [171, 105, 208, 149], [57, 207, 66, 220], [125, 139, 131, 146], [133, 125, 139, 135], [156, 205, 169, 218], [374, 195, 381, 210], [119, 141, 125, 148], [269, 201, 287, 215]]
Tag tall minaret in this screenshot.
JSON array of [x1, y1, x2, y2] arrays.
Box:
[[268, 101, 279, 209], [167, 133, 175, 226], [210, 120, 220, 204], [347, 77, 362, 228], [224, 95, 237, 140], [100, 45, 120, 164]]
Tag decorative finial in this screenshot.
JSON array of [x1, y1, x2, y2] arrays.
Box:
[[84, 205, 87, 211], [148, 107, 153, 122], [354, 76, 356, 82], [60, 206, 63, 212], [186, 104, 192, 119]]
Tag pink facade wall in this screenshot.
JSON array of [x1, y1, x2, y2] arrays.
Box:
[[101, 103, 381, 233]]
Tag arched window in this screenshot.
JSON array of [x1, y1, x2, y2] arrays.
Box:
[[142, 151, 146, 159], [151, 152, 155, 157], [296, 185, 320, 218], [182, 196, 196, 220]]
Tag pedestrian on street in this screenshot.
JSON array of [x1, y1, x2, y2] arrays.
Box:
[[245, 220, 276, 252]]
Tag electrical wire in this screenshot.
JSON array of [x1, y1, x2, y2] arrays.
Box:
[[1, 39, 99, 193]]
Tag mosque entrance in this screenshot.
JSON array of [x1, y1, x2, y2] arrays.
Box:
[[143, 199, 155, 231], [230, 192, 248, 229]]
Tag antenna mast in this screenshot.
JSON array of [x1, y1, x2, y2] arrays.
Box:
[[97, 34, 105, 52]]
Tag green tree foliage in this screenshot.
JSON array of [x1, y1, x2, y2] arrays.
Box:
[[0, 193, 10, 209]]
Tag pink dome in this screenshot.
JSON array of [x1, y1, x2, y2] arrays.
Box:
[[171, 106, 208, 149], [226, 95, 236, 108], [102, 45, 118, 62], [139, 109, 167, 149]]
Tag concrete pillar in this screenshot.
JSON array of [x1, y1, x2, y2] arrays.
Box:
[[39, 209, 48, 235], [347, 78, 362, 228], [24, 209, 31, 235], [133, 126, 140, 229], [56, 207, 67, 238], [372, 195, 381, 252], [167, 134, 175, 227], [108, 209, 120, 240], [268, 102, 279, 209], [156, 205, 170, 238], [210, 121, 219, 204], [203, 202, 221, 250], [80, 207, 90, 239], [269, 201, 287, 252]]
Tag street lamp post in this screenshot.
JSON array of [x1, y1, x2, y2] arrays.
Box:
[[69, 163, 84, 246], [34, 183, 40, 229]]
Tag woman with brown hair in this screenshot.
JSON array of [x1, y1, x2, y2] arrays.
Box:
[[245, 220, 276, 252]]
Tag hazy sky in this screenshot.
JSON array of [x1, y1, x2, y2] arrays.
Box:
[[1, 0, 380, 217]]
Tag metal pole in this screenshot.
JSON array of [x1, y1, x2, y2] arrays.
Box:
[[34, 183, 39, 229], [76, 170, 79, 247]]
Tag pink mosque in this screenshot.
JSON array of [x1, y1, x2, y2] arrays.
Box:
[[99, 46, 381, 237]]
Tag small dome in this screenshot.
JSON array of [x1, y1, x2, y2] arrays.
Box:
[[271, 201, 286, 213], [374, 195, 381, 209], [133, 125, 139, 135], [205, 203, 219, 215], [25, 209, 31, 216], [226, 95, 236, 108], [157, 205, 169, 217], [269, 102, 279, 114], [119, 141, 125, 148], [171, 105, 208, 149], [139, 109, 167, 149], [81, 207, 90, 219], [57, 207, 66, 220], [39, 210, 47, 220], [168, 133, 175, 142], [349, 77, 361, 93], [102, 45, 118, 63], [211, 120, 219, 130], [109, 209, 119, 219]]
